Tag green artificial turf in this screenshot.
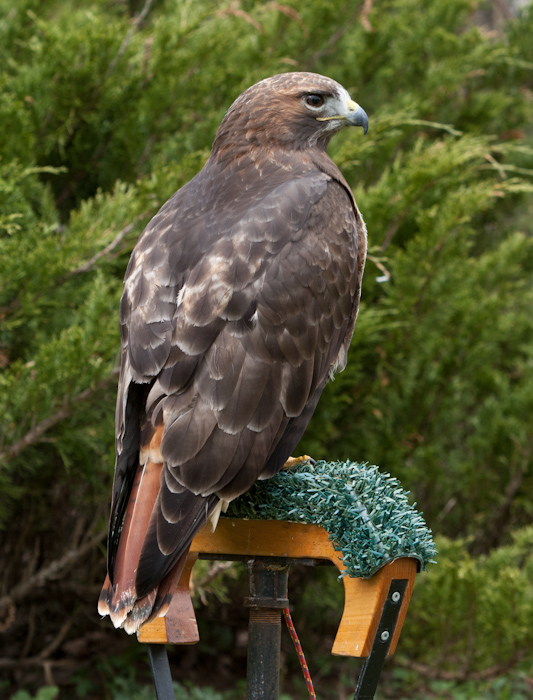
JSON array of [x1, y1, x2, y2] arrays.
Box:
[[226, 460, 437, 578]]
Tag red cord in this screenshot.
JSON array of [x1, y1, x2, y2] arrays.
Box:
[[283, 607, 317, 700]]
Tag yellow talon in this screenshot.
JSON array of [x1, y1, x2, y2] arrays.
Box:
[[283, 455, 312, 469]]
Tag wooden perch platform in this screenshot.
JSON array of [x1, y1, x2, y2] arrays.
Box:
[[137, 518, 418, 658]]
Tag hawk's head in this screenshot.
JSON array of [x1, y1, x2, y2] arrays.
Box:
[[213, 72, 368, 154]]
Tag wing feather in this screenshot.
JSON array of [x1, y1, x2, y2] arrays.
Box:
[[162, 393, 218, 466], [214, 353, 272, 434]]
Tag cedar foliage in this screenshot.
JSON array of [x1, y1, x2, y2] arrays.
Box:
[[0, 0, 532, 697]]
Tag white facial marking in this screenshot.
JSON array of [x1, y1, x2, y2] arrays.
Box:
[[314, 87, 353, 125]]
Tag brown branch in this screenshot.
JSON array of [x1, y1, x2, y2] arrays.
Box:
[[0, 532, 105, 615], [64, 221, 137, 279], [20, 604, 36, 659], [266, 3, 309, 37], [216, 8, 264, 34], [50, 0, 158, 209], [136, 134, 158, 171], [379, 208, 409, 252], [305, 27, 346, 68], [0, 656, 79, 670], [192, 561, 236, 604], [380, 179, 441, 253], [470, 441, 532, 556], [360, 0, 374, 31], [0, 600, 15, 633], [366, 253, 391, 282], [0, 376, 116, 463], [39, 620, 73, 660], [106, 0, 159, 79], [396, 650, 528, 682]]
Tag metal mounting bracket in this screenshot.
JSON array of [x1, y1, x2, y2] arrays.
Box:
[[353, 578, 408, 700]]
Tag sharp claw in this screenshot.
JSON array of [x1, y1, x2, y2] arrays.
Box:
[[283, 455, 313, 469]]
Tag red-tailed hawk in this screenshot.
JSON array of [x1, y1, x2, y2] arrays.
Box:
[[98, 72, 368, 633]]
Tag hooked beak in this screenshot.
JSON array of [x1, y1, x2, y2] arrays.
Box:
[[316, 98, 369, 134], [345, 99, 369, 134]]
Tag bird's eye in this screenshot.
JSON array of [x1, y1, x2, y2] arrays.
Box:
[[304, 94, 325, 108]]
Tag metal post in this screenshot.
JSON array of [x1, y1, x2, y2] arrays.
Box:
[[244, 559, 290, 700], [147, 644, 176, 700]]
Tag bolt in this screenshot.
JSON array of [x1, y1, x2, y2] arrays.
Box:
[[380, 630, 390, 642], [391, 591, 401, 603]]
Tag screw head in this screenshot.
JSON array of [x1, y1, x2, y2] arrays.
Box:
[[380, 630, 390, 642], [391, 591, 401, 603]]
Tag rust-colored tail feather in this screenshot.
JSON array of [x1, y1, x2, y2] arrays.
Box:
[[98, 459, 162, 632]]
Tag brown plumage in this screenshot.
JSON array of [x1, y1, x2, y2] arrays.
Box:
[[98, 72, 369, 633]]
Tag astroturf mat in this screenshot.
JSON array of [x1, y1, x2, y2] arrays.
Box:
[[226, 460, 437, 578]]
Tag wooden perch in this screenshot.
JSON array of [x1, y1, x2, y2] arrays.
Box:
[[137, 518, 417, 658]]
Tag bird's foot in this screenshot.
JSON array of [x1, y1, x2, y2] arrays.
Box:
[[283, 455, 315, 469]]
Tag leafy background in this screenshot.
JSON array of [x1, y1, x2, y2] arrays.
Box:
[[0, 0, 532, 698]]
